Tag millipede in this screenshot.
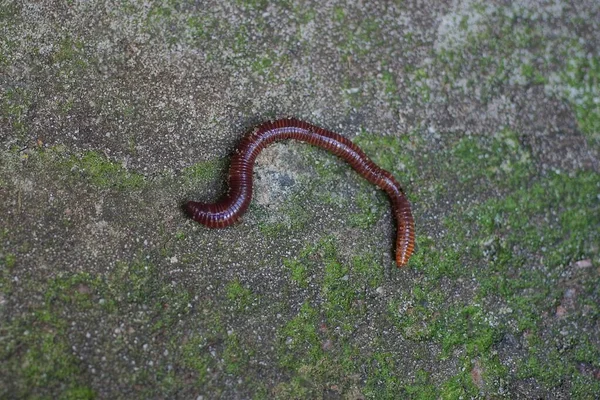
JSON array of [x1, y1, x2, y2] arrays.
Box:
[[185, 118, 415, 267]]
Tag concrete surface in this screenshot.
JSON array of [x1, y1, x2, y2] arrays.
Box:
[[1, 0, 599, 398]]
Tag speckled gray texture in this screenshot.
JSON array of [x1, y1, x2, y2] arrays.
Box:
[[1, 0, 599, 398]]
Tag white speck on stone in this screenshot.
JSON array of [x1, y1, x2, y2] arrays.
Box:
[[574, 259, 592, 269]]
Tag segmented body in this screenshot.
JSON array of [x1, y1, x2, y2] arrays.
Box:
[[185, 118, 415, 267]]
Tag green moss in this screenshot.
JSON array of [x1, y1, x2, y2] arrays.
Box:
[[64, 151, 145, 190], [181, 334, 211, 384], [351, 252, 383, 289], [236, 0, 269, 10], [283, 237, 366, 330], [60, 386, 96, 400], [408, 235, 459, 280], [305, 147, 347, 181], [278, 301, 322, 369], [388, 163, 589, 396], [0, 5, 19, 66], [251, 53, 274, 76], [283, 257, 309, 288], [272, 376, 313, 399], [407, 66, 431, 103], [435, 4, 597, 141], [433, 305, 499, 357], [42, 257, 192, 332], [0, 250, 16, 295], [231, 25, 251, 55], [186, 15, 213, 42], [354, 132, 416, 182], [257, 219, 285, 238], [434, 5, 548, 100], [332, 6, 345, 23], [252, 385, 269, 400], [337, 15, 383, 62], [19, 330, 93, 396], [349, 190, 384, 229], [275, 331, 360, 398], [7, 140, 161, 207], [3, 252, 16, 269], [293, 5, 316, 25], [183, 157, 227, 184], [363, 352, 402, 399], [517, 347, 570, 386], [440, 354, 507, 398], [380, 70, 400, 105], [521, 63, 547, 84], [569, 371, 600, 400], [2, 86, 32, 136], [223, 332, 251, 375], [45, 272, 102, 310], [142, 1, 184, 45], [0, 303, 95, 398], [403, 370, 439, 399], [475, 169, 594, 260], [110, 259, 156, 304], [561, 55, 600, 143], [388, 284, 443, 342], [1, 4, 598, 396], [150, 287, 192, 332], [52, 35, 87, 68], [321, 242, 355, 326], [437, 165, 599, 395], [226, 279, 256, 310], [0, 1, 20, 21], [571, 374, 600, 399], [439, 371, 478, 400], [451, 129, 533, 190], [474, 171, 599, 265], [2, 259, 202, 396], [146, 2, 173, 19]]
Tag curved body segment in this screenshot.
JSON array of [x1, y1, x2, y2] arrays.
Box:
[[185, 118, 415, 267]]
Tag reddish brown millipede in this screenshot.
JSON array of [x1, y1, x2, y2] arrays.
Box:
[[185, 118, 415, 267]]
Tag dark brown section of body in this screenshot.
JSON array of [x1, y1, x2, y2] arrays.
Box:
[[185, 118, 415, 267]]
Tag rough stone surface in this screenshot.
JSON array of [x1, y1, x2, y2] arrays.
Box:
[[1, 0, 599, 398]]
